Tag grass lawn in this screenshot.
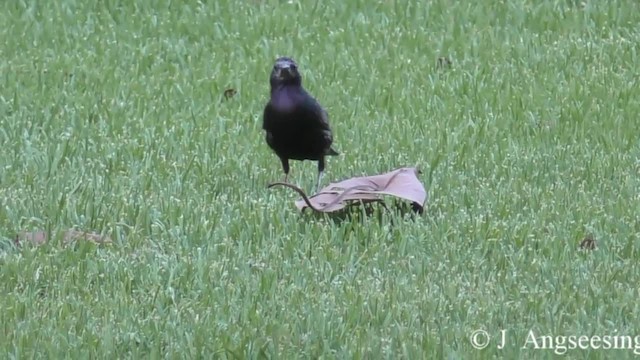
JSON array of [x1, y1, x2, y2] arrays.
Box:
[[1, 0, 640, 358]]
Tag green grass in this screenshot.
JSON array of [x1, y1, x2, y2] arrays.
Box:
[[1, 0, 640, 358]]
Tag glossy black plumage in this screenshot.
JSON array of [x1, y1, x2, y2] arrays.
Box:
[[262, 57, 339, 191]]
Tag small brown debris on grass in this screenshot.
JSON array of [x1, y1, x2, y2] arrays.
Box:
[[579, 235, 596, 251], [437, 56, 452, 70], [223, 88, 237, 100], [15, 229, 112, 247]]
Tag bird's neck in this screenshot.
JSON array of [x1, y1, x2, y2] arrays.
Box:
[[271, 83, 302, 95], [269, 85, 303, 112]]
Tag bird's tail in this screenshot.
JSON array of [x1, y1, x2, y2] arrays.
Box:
[[327, 147, 339, 156]]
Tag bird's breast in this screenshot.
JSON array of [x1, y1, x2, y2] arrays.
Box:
[[270, 87, 302, 112]]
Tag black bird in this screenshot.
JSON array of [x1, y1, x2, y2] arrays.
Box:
[[262, 57, 339, 192]]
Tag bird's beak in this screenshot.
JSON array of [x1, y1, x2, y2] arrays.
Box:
[[276, 66, 293, 78]]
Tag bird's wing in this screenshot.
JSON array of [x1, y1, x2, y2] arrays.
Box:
[[262, 102, 278, 131], [262, 103, 273, 130], [318, 107, 333, 144], [306, 95, 331, 130], [318, 105, 332, 131], [301, 92, 333, 143], [262, 103, 280, 150], [317, 101, 334, 146]]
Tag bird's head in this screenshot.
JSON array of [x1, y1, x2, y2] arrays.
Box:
[[270, 57, 302, 88]]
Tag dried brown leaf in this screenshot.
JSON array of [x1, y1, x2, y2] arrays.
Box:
[[268, 167, 427, 213]]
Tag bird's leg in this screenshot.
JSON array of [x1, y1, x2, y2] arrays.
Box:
[[316, 157, 325, 193], [280, 157, 290, 183], [315, 171, 324, 193]]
